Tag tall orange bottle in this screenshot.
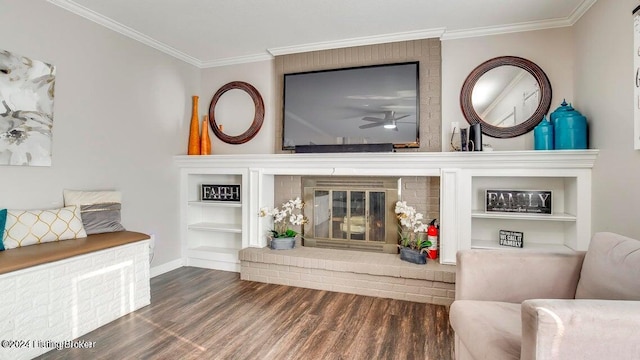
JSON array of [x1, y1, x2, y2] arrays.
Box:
[[187, 95, 201, 155], [200, 115, 211, 155]]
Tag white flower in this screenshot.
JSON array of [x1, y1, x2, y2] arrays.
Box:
[[290, 214, 306, 226], [414, 223, 427, 233], [395, 200, 428, 233], [259, 198, 307, 237], [290, 197, 304, 209]]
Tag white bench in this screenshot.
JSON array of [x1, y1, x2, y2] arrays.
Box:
[[0, 231, 150, 360]]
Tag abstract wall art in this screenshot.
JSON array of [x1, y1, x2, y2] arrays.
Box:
[[0, 49, 56, 166]]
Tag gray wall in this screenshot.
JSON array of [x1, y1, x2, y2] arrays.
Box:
[[0, 0, 200, 267], [574, 0, 640, 239]]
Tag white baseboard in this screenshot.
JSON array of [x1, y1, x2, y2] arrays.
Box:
[[150, 259, 183, 278]]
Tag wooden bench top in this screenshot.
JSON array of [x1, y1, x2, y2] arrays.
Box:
[[0, 231, 150, 275]]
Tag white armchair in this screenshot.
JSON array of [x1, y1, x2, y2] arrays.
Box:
[[449, 232, 640, 360]]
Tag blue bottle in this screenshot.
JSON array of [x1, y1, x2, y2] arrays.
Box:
[[534, 115, 554, 150], [549, 100, 587, 150]]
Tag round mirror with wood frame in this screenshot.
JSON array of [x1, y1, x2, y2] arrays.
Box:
[[460, 56, 552, 138], [208, 81, 265, 144]]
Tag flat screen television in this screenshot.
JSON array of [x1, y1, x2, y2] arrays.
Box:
[[282, 62, 419, 152]]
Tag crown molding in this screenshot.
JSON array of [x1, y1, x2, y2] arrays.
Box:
[[267, 28, 446, 56], [200, 53, 273, 68], [567, 0, 598, 25], [441, 0, 596, 41], [48, 0, 597, 67], [440, 17, 572, 41], [47, 0, 203, 67]]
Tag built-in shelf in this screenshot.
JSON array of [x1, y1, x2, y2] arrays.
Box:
[[179, 171, 246, 271], [188, 201, 242, 208], [471, 239, 574, 253], [188, 222, 242, 233], [471, 211, 576, 221]]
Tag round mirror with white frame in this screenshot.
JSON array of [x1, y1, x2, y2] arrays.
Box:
[[460, 56, 552, 138]]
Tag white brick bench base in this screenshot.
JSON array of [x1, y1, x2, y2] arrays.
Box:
[[239, 247, 455, 306], [0, 240, 150, 360]]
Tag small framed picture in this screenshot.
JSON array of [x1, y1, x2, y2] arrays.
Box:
[[499, 230, 524, 248], [201, 184, 241, 202]]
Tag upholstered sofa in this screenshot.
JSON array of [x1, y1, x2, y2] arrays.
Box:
[[449, 232, 640, 360]]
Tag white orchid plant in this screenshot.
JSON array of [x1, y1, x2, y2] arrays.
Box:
[[259, 197, 307, 238], [395, 201, 431, 251]]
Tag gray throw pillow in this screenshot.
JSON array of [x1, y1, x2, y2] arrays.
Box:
[[63, 190, 126, 235], [79, 203, 126, 235]]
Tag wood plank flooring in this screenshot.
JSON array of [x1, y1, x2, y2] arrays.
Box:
[[36, 267, 455, 360]]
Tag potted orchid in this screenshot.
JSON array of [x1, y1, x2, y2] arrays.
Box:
[[259, 197, 307, 250], [395, 201, 431, 264]]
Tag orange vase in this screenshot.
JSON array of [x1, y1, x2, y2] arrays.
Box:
[[187, 96, 201, 155], [200, 115, 211, 155]]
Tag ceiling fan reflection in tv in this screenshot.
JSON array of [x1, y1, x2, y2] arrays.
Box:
[[359, 111, 412, 131]]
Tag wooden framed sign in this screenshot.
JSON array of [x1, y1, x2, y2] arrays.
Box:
[[485, 189, 552, 214], [499, 230, 524, 248], [201, 184, 241, 202]]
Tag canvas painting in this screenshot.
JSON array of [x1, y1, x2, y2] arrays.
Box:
[[0, 49, 56, 166]]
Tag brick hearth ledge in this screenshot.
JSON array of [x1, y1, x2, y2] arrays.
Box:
[[240, 246, 456, 306]]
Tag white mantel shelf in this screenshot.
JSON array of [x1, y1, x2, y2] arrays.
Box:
[[175, 150, 598, 268], [174, 150, 599, 173]]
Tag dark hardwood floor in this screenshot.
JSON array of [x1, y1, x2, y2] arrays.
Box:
[[36, 267, 455, 360]]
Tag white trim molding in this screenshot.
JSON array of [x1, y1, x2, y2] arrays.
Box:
[[47, 0, 598, 67], [442, 0, 598, 41], [200, 53, 274, 68], [150, 259, 183, 278], [47, 0, 202, 67], [267, 28, 446, 57]]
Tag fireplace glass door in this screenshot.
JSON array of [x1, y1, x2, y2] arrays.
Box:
[[313, 189, 386, 243], [303, 177, 399, 253]]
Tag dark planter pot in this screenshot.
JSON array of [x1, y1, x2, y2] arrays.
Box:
[[270, 237, 296, 250], [399, 247, 427, 264]]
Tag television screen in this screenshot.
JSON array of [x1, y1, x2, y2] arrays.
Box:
[[282, 62, 419, 151]]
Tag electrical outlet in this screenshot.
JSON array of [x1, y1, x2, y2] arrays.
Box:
[[451, 122, 459, 134]]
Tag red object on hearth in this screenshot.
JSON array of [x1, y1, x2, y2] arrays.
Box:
[[427, 220, 438, 260]]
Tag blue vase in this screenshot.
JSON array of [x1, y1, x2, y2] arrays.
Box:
[[534, 115, 554, 150], [549, 100, 587, 150]]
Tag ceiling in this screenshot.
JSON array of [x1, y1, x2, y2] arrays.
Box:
[[47, 0, 596, 68]]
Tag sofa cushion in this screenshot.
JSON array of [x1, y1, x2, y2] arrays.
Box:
[[63, 190, 126, 235], [2, 206, 87, 250], [575, 232, 640, 300], [449, 300, 521, 360]]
